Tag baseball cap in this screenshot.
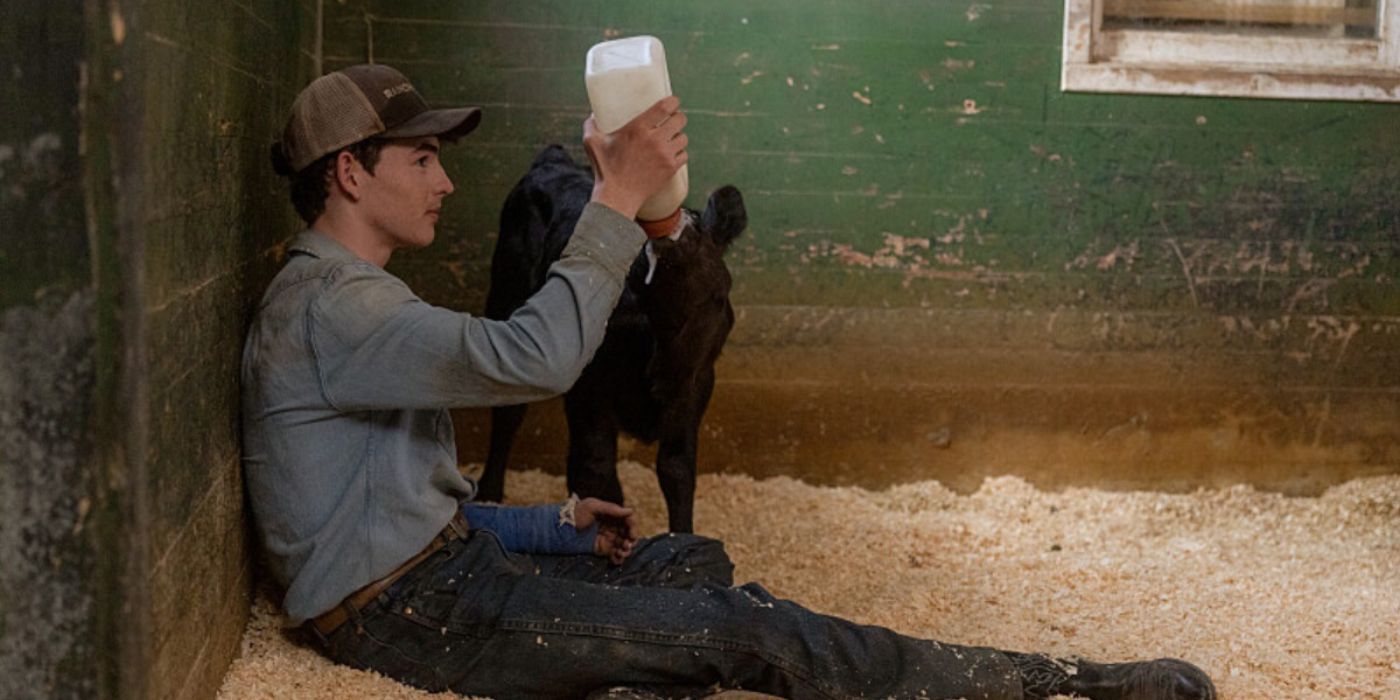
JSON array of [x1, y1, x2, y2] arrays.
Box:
[[273, 64, 482, 173]]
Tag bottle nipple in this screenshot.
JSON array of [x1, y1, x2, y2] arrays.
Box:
[[638, 208, 684, 240]]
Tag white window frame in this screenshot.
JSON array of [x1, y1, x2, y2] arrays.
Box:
[[1062, 0, 1400, 101]]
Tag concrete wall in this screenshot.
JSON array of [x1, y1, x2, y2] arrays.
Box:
[[324, 0, 1398, 493], [0, 0, 316, 698], [1, 3, 115, 697], [133, 2, 316, 696]]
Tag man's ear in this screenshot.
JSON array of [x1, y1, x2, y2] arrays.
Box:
[[333, 150, 365, 201]]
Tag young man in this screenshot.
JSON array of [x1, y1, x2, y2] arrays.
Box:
[[243, 64, 1216, 700]]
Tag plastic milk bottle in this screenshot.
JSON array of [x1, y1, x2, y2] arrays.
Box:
[[585, 36, 689, 234]]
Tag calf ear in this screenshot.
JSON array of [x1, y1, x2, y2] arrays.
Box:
[[700, 185, 747, 247]]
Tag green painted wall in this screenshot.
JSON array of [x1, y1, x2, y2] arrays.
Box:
[[132, 1, 316, 696], [1, 0, 315, 698], [324, 1, 1398, 493]]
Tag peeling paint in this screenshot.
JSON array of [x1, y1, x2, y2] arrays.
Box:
[[1027, 145, 1068, 166], [883, 232, 931, 257], [1065, 240, 1141, 271], [1286, 279, 1335, 313], [802, 224, 1003, 289], [935, 217, 967, 245], [1304, 315, 1359, 352]]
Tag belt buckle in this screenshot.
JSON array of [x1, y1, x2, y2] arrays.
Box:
[[446, 512, 469, 540], [310, 514, 467, 641]]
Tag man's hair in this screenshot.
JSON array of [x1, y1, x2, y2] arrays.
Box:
[[271, 139, 385, 224]]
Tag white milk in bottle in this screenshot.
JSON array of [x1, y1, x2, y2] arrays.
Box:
[[585, 36, 689, 232]]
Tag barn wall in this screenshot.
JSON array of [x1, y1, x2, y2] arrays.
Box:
[[0, 2, 116, 698], [322, 1, 1398, 493], [126, 2, 319, 697], [130, 1, 317, 697], [0, 0, 316, 698]]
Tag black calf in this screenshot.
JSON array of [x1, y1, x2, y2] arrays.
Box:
[[477, 145, 747, 533]]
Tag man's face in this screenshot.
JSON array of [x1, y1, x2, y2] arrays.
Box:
[[359, 136, 454, 250]]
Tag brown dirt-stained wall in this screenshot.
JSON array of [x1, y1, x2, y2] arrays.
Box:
[[129, 1, 319, 697], [0, 1, 319, 698]]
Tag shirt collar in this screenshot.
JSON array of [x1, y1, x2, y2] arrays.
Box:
[[288, 229, 365, 263]]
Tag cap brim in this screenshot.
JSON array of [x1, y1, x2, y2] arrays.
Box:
[[381, 107, 482, 143]]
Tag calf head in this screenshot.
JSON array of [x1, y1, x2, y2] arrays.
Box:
[[631, 186, 747, 399], [635, 185, 747, 324]]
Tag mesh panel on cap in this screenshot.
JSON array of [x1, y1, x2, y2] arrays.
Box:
[[285, 73, 386, 171]]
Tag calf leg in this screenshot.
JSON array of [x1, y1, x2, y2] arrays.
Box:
[[564, 393, 623, 505], [655, 429, 698, 534], [478, 403, 528, 502], [653, 370, 716, 534]]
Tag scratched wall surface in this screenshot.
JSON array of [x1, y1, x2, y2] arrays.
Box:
[[323, 1, 1399, 492], [1, 1, 317, 698], [132, 2, 317, 698], [0, 3, 110, 698]]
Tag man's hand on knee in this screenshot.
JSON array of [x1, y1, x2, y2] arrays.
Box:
[[573, 497, 639, 565]]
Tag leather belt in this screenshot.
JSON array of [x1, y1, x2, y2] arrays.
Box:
[[309, 512, 469, 637]]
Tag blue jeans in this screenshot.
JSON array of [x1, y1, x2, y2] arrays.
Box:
[[316, 530, 1021, 699]]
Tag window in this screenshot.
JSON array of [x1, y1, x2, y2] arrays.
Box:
[[1062, 0, 1400, 101]]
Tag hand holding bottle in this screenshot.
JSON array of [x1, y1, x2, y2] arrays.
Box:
[[583, 96, 688, 221]]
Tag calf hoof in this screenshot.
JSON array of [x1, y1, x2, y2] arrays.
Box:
[[1068, 657, 1217, 700]]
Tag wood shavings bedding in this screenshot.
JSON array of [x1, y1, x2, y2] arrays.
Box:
[[217, 462, 1400, 700]]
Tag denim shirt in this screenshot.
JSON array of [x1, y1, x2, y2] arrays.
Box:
[[241, 202, 645, 623]]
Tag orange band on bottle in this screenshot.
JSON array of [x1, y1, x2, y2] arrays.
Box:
[[638, 208, 683, 240]]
